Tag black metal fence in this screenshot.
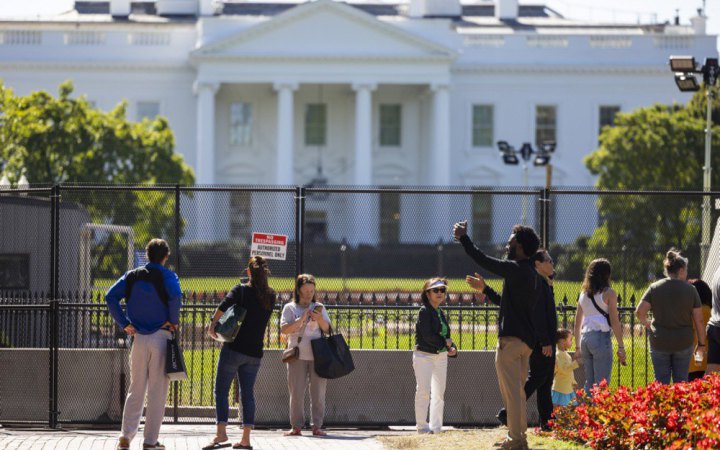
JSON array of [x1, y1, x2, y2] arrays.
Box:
[[1, 184, 717, 426]]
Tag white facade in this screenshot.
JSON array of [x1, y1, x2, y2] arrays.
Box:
[[0, 0, 716, 244]]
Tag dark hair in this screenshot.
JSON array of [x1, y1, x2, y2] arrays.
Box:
[[420, 277, 448, 305], [247, 256, 275, 310], [146, 238, 170, 264], [581, 258, 612, 296], [663, 248, 688, 277], [511, 225, 540, 257], [294, 273, 316, 303], [689, 278, 712, 307], [530, 248, 549, 265], [556, 328, 572, 343]]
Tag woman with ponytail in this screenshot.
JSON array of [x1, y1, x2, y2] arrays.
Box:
[[635, 249, 706, 384], [205, 256, 277, 450]]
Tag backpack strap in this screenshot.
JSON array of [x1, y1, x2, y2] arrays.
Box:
[[125, 266, 169, 305], [586, 289, 610, 326]]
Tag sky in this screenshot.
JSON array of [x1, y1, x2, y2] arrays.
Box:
[[0, 0, 717, 49]]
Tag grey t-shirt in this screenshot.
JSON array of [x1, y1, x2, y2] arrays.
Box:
[[640, 278, 701, 352], [280, 302, 331, 361]]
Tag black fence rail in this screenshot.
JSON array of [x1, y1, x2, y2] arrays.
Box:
[[2, 184, 714, 427], [0, 296, 652, 426]]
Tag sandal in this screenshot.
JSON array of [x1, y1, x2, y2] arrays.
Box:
[[283, 427, 302, 436], [202, 442, 231, 450], [312, 427, 327, 437], [232, 444, 252, 450]]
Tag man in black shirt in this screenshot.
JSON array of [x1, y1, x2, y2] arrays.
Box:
[[474, 249, 557, 432], [454, 221, 541, 450]]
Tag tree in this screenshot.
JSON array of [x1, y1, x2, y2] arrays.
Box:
[[0, 81, 195, 279], [575, 86, 720, 285]]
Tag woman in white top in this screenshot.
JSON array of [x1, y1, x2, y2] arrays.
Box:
[[573, 259, 626, 393], [280, 273, 331, 437]]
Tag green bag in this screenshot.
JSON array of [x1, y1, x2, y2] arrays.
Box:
[[213, 286, 247, 343]]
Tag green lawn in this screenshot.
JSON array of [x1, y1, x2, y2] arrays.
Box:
[[93, 277, 647, 306]]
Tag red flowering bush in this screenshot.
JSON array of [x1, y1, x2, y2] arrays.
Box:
[[551, 373, 720, 449]]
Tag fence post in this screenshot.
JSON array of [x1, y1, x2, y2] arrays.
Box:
[[48, 184, 60, 429], [296, 186, 305, 276], [540, 188, 550, 248], [173, 184, 181, 424]]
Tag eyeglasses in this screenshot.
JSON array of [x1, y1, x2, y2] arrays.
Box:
[[429, 288, 447, 294], [545, 258, 554, 264]]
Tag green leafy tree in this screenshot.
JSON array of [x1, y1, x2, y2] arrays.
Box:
[[0, 81, 195, 279], [569, 86, 720, 287]]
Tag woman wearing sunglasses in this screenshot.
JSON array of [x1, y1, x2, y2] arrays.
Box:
[[413, 277, 457, 434]]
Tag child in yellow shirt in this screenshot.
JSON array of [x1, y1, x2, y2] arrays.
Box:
[[552, 329, 579, 407]]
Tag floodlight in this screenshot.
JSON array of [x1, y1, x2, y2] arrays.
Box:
[[502, 153, 519, 165], [674, 73, 700, 92], [539, 141, 556, 153], [519, 143, 534, 162], [669, 56, 697, 72], [534, 155, 551, 166], [497, 141, 511, 153]]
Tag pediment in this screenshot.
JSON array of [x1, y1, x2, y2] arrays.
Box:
[[192, 0, 455, 61]]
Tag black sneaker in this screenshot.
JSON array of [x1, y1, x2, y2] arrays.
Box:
[[496, 408, 507, 426]]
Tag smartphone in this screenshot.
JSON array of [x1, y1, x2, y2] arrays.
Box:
[[312, 304, 323, 313]]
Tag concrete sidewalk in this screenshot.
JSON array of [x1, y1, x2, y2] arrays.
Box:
[[0, 424, 394, 450]]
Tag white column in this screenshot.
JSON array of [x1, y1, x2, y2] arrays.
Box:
[[429, 83, 451, 243], [351, 83, 378, 247], [194, 81, 220, 185], [430, 83, 451, 186], [273, 82, 298, 185], [194, 81, 219, 242]]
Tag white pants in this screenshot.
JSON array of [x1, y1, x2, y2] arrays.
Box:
[[121, 329, 172, 445], [412, 350, 448, 433]]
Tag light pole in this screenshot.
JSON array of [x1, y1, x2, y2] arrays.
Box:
[[669, 55, 720, 273], [497, 140, 555, 224]]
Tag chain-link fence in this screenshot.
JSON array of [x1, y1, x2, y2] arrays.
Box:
[[1, 185, 717, 426]]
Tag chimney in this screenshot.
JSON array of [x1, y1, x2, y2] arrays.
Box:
[[156, 0, 198, 15], [408, 0, 461, 18], [691, 9, 707, 35], [110, 0, 131, 17], [495, 0, 519, 20]]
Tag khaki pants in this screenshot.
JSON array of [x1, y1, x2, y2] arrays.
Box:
[[121, 329, 172, 445], [286, 359, 327, 429], [496, 336, 533, 448]]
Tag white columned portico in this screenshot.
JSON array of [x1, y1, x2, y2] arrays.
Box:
[[429, 83, 451, 242], [273, 82, 298, 185], [194, 81, 219, 241], [194, 81, 220, 185], [351, 83, 378, 246]]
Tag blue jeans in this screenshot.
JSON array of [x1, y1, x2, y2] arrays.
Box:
[[581, 330, 612, 393], [650, 344, 693, 384], [214, 345, 261, 426]]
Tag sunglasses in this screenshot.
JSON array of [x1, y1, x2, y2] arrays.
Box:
[[429, 288, 447, 294]]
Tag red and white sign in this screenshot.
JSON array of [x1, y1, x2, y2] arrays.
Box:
[[250, 233, 288, 261]]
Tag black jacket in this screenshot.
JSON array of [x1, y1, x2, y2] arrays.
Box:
[[460, 234, 542, 349], [415, 302, 452, 354], [535, 277, 557, 348]]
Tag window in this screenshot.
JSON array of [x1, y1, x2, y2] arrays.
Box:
[[305, 211, 328, 243], [472, 105, 494, 147], [230, 102, 252, 146], [599, 105, 620, 133], [137, 101, 160, 121], [471, 193, 492, 243], [379, 104, 401, 146], [535, 105, 556, 148], [304, 104, 327, 146], [229, 192, 251, 241], [380, 192, 400, 244]]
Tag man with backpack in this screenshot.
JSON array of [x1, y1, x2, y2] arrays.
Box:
[[105, 238, 182, 450]]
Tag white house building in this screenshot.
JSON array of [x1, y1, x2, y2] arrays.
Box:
[[0, 0, 716, 245]]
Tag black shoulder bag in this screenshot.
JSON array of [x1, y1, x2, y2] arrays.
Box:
[[586, 289, 611, 326]]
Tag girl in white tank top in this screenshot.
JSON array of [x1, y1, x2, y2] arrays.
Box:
[[578, 290, 611, 333]]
